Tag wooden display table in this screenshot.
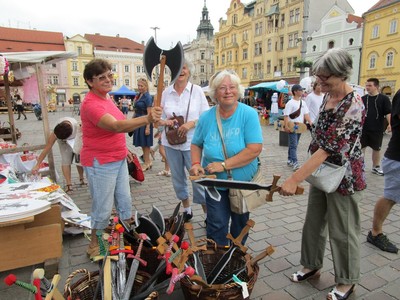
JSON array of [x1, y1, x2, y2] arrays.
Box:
[[0, 205, 63, 272]]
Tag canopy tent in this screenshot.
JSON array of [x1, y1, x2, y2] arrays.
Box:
[[248, 80, 289, 94], [0, 51, 77, 182], [109, 85, 136, 96]]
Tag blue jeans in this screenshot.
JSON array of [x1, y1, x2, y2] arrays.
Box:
[[164, 146, 205, 205], [84, 158, 132, 229], [288, 133, 301, 164], [206, 189, 250, 246]]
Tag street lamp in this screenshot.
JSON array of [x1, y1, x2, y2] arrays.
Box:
[[150, 26, 160, 43]]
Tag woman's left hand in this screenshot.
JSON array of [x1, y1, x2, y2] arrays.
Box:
[[145, 127, 150, 135], [279, 176, 299, 196], [127, 151, 134, 163], [178, 123, 191, 138], [206, 162, 225, 174]]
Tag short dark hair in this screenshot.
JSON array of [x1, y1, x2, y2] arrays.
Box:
[[291, 84, 303, 93], [54, 121, 73, 140], [313, 82, 320, 90], [367, 78, 379, 87], [83, 59, 112, 89]]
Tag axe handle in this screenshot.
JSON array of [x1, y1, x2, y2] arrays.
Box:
[[155, 55, 166, 107]]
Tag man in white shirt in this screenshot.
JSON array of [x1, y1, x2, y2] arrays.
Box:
[[305, 82, 324, 123]]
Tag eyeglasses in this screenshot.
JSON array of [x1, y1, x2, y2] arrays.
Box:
[[218, 85, 237, 93], [92, 72, 114, 81], [314, 73, 332, 81]]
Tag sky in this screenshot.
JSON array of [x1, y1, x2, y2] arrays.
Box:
[[1, 0, 379, 49]]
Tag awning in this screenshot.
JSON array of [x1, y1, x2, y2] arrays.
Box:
[[1, 51, 77, 64], [248, 80, 289, 93]]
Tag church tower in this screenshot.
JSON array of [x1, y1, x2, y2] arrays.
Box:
[[196, 0, 214, 40]]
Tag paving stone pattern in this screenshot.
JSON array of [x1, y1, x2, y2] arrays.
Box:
[[0, 109, 399, 299]]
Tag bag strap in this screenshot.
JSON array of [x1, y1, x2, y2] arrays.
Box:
[[184, 84, 194, 123], [215, 105, 233, 179]]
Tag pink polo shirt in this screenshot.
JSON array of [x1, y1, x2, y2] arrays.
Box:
[[80, 91, 127, 167]]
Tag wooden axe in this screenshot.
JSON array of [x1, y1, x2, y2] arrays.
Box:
[[143, 37, 184, 107]]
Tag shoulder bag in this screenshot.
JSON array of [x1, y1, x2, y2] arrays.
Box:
[[305, 137, 359, 193], [288, 100, 302, 119], [127, 152, 145, 182], [216, 106, 268, 214], [165, 85, 193, 145]]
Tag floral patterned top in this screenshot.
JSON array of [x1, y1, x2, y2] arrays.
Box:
[[309, 92, 366, 196]]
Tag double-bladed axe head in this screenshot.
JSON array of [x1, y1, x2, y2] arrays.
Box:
[[143, 37, 184, 84]]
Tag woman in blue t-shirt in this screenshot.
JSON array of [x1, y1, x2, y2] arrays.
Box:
[[190, 70, 263, 246]]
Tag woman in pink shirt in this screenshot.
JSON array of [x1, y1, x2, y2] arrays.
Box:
[[81, 59, 162, 257]]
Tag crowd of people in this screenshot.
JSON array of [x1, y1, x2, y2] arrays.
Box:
[[31, 48, 398, 299]]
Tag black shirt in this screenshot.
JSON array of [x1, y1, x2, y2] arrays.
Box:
[[385, 90, 400, 161], [362, 93, 391, 132]]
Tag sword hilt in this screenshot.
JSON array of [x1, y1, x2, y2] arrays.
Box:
[[166, 267, 195, 294]]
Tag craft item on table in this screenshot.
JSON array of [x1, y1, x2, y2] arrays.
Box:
[[0, 190, 47, 201], [0, 165, 19, 184], [34, 183, 61, 193], [0, 199, 51, 222], [4, 274, 41, 298], [135, 215, 162, 247], [62, 210, 90, 229], [0, 181, 52, 193], [184, 222, 207, 281]]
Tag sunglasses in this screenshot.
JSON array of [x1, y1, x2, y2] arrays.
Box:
[[92, 72, 114, 81], [313, 73, 332, 81]]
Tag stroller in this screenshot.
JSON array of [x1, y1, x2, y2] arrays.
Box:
[[32, 103, 42, 120]]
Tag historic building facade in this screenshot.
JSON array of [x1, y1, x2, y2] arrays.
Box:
[[183, 1, 215, 86], [359, 0, 400, 97], [214, 0, 356, 87], [305, 5, 363, 85]]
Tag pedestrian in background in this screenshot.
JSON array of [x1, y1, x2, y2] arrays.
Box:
[[280, 48, 365, 300], [305, 81, 324, 124], [367, 88, 400, 254], [15, 94, 27, 120], [132, 78, 154, 171], [119, 96, 131, 118], [361, 78, 391, 176]]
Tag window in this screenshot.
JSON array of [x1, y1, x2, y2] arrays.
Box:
[[280, 36, 284, 50], [253, 63, 262, 78], [267, 39, 272, 52], [328, 41, 334, 49], [77, 46, 82, 55], [232, 34, 237, 44], [125, 79, 130, 86], [72, 61, 78, 71], [279, 59, 283, 72], [233, 14, 238, 24], [386, 51, 394, 67], [312, 45, 316, 52], [281, 13, 285, 27], [267, 60, 271, 74], [201, 51, 205, 60], [254, 42, 262, 56], [200, 65, 205, 73], [51, 63, 56, 68], [243, 30, 248, 41], [227, 51, 232, 62], [369, 54, 376, 69], [289, 10, 294, 24], [243, 48, 248, 60], [295, 8, 300, 23], [137, 66, 141, 73], [349, 38, 354, 46], [73, 77, 79, 86], [289, 34, 294, 48], [48, 75, 59, 85], [287, 58, 292, 72], [389, 20, 397, 34], [124, 65, 130, 72], [222, 54, 225, 64], [242, 68, 247, 79], [112, 64, 117, 72], [372, 25, 379, 38]]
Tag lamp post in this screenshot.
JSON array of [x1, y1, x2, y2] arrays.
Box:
[[150, 26, 160, 43], [300, 0, 310, 80]]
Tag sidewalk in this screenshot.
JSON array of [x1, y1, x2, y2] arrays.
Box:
[[0, 109, 399, 299]]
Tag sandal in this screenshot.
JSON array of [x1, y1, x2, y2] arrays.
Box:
[[291, 269, 321, 282], [65, 184, 74, 194], [80, 178, 88, 186], [327, 284, 355, 300], [157, 170, 171, 177]]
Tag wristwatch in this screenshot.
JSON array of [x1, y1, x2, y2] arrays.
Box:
[[221, 162, 227, 171]]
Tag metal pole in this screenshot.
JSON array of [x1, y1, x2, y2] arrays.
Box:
[[300, 0, 310, 80], [150, 27, 160, 86], [150, 26, 160, 43]]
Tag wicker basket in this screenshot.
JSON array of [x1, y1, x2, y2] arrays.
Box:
[[180, 240, 259, 300], [63, 268, 158, 300]]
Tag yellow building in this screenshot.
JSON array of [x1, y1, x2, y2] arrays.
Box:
[[360, 0, 400, 97], [64, 35, 94, 104]]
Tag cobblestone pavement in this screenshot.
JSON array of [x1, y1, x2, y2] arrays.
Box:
[[0, 109, 399, 299]]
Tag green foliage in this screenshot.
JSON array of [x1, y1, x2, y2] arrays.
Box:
[[293, 60, 313, 69]]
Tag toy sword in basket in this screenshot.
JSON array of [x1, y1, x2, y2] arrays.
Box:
[[193, 174, 304, 202]]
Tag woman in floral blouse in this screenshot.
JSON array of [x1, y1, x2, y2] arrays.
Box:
[[280, 48, 365, 300]]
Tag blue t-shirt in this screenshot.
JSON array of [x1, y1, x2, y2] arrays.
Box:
[[192, 102, 263, 181]]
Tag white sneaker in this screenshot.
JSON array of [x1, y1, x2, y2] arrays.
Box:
[[292, 163, 300, 171], [372, 166, 384, 176]]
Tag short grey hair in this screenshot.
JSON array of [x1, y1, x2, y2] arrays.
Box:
[[312, 48, 353, 81], [208, 70, 244, 102], [184, 58, 195, 79]]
